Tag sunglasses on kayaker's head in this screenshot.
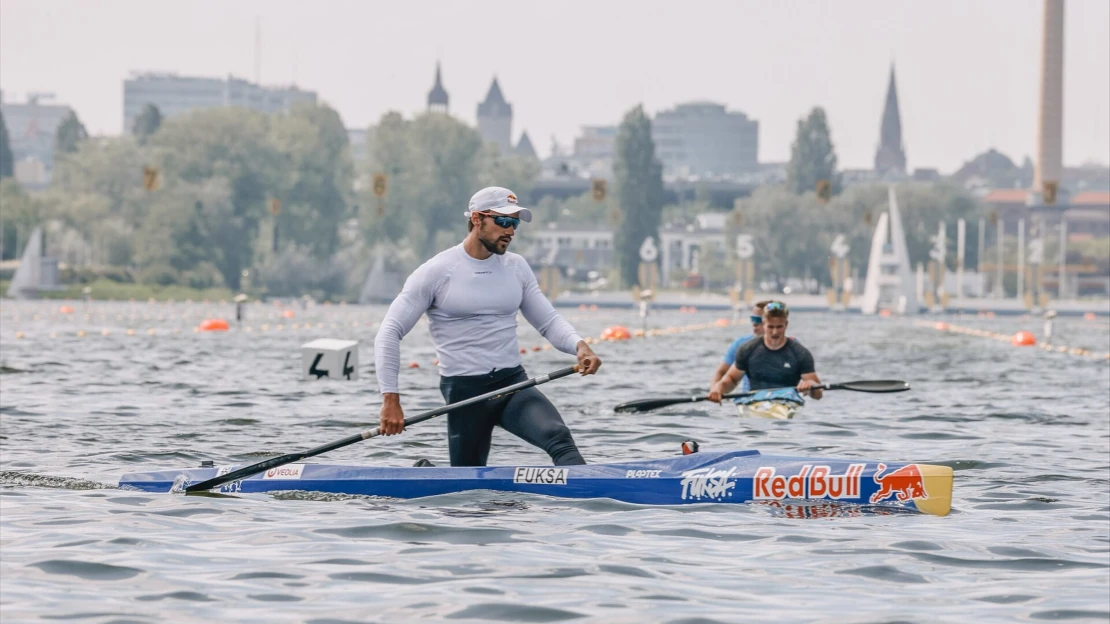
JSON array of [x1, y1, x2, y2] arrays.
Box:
[[479, 212, 521, 229], [765, 302, 787, 313], [750, 315, 763, 325]]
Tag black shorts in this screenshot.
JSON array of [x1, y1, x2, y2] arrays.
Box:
[[439, 365, 585, 467]]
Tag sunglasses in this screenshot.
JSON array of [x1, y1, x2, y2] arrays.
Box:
[[480, 213, 521, 229], [765, 302, 787, 312], [750, 316, 763, 325]]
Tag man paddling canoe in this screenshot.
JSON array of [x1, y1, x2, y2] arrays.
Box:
[[708, 301, 822, 415], [374, 186, 601, 466]]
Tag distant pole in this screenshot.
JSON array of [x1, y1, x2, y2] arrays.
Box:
[[956, 219, 966, 300], [1017, 219, 1025, 302], [254, 17, 261, 84], [996, 219, 1004, 298], [977, 217, 985, 294], [1058, 217, 1067, 298]]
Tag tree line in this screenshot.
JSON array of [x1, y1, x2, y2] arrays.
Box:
[[0, 102, 993, 299]]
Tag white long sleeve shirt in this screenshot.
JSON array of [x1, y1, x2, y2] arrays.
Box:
[[374, 244, 583, 394]]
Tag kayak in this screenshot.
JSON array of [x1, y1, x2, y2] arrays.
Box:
[[735, 388, 806, 419], [119, 449, 953, 516], [737, 401, 802, 419]]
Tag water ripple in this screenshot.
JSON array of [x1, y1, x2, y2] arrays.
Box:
[[0, 303, 1107, 623]]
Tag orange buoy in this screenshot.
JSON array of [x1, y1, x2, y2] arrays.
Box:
[[985, 311, 996, 319], [1011, 331, 1036, 347], [408, 362, 420, 368], [532, 345, 542, 352], [1084, 312, 1097, 321], [689, 306, 697, 313], [600, 325, 631, 341], [198, 318, 230, 332], [934, 322, 949, 331], [879, 309, 892, 318], [578, 304, 588, 311], [520, 348, 527, 354], [282, 309, 296, 319], [589, 304, 598, 312], [715, 318, 730, 327], [679, 306, 689, 314], [58, 305, 75, 314]]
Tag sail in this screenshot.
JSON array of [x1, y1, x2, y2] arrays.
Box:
[[359, 248, 402, 304], [859, 187, 919, 315], [859, 213, 890, 315], [887, 187, 919, 314], [6, 227, 43, 300]]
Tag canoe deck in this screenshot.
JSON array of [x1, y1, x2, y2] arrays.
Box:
[[118, 450, 953, 516]]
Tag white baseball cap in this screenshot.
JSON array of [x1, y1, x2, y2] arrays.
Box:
[[464, 186, 533, 222]]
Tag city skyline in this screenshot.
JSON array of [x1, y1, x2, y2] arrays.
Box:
[[1, 0, 1108, 173]]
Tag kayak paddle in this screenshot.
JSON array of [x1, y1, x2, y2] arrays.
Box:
[[612, 379, 910, 414], [185, 365, 580, 493]]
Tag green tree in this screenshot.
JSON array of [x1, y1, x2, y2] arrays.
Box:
[[132, 103, 163, 144], [152, 108, 281, 289], [363, 111, 487, 258], [0, 110, 13, 179], [55, 110, 89, 155], [131, 178, 234, 286], [0, 179, 39, 260], [786, 107, 840, 196], [730, 182, 983, 288], [50, 136, 145, 214], [269, 103, 353, 258], [612, 105, 665, 288]]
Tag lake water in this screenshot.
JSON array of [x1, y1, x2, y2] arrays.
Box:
[[1, 300, 1108, 623]]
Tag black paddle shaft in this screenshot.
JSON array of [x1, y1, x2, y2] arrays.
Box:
[[185, 365, 580, 493], [612, 379, 910, 413]]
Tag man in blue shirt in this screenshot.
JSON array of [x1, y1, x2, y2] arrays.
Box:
[[709, 300, 770, 393]]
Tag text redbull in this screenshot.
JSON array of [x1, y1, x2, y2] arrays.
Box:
[[753, 464, 866, 501], [870, 463, 928, 503]]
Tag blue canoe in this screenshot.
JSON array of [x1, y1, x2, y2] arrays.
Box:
[[118, 450, 953, 516]]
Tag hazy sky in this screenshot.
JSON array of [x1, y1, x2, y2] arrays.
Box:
[[2, 0, 1108, 172]]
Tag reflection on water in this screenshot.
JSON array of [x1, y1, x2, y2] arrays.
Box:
[[1, 301, 1108, 623]]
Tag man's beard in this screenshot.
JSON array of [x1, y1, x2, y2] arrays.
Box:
[[480, 235, 508, 255], [479, 223, 510, 255]]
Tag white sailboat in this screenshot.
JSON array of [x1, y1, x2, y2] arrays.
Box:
[[860, 187, 919, 315], [5, 226, 62, 300], [358, 247, 402, 304]]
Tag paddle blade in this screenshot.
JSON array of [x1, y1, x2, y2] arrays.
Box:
[[830, 380, 910, 393], [613, 396, 703, 413]]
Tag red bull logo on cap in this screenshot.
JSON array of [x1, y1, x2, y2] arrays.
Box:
[[754, 464, 865, 501], [870, 463, 928, 503]]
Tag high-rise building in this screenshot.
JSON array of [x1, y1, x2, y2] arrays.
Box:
[[1034, 0, 1064, 193], [0, 93, 72, 173], [427, 62, 449, 113], [122, 72, 317, 133], [476, 78, 512, 154], [573, 126, 617, 160], [652, 102, 759, 178], [874, 66, 907, 175]]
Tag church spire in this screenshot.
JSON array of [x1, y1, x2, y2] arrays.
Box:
[[874, 64, 906, 175], [427, 62, 449, 112]]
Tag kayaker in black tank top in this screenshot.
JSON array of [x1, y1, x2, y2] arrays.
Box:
[[708, 301, 823, 403]]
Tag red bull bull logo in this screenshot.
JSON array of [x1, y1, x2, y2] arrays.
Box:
[[753, 464, 865, 501], [870, 463, 928, 503]]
